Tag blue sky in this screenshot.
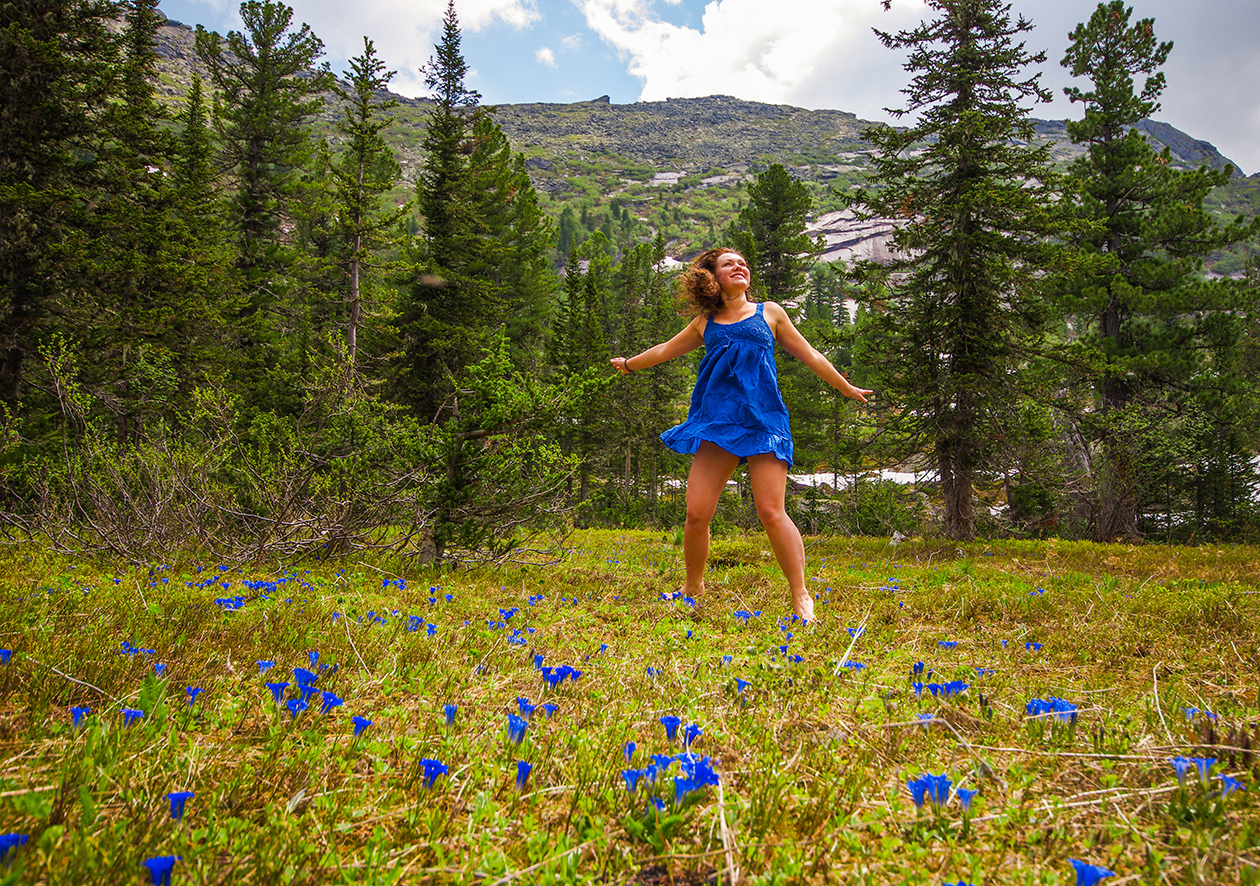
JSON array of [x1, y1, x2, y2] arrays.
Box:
[[157, 0, 1260, 174]]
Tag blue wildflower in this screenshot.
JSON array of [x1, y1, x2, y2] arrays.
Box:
[[445, 703, 458, 726], [167, 791, 194, 820], [683, 723, 703, 749], [0, 833, 28, 862], [622, 769, 643, 793], [1068, 859, 1115, 886], [1220, 774, 1246, 797], [293, 667, 318, 688], [938, 640, 958, 650], [352, 715, 372, 737], [841, 660, 865, 671], [153, 663, 167, 678], [647, 796, 667, 813], [916, 713, 935, 725], [257, 660, 274, 673], [266, 681, 289, 703], [660, 715, 681, 742], [912, 661, 925, 675], [122, 708, 145, 727], [1025, 641, 1043, 651], [956, 787, 977, 813], [185, 687, 203, 706], [1170, 756, 1216, 787], [506, 713, 528, 744], [319, 691, 343, 714], [735, 678, 751, 694], [285, 699, 308, 719], [70, 706, 91, 728], [907, 773, 951, 810], [517, 697, 536, 719], [538, 703, 558, 719], [1026, 697, 1077, 723], [142, 855, 179, 885], [721, 655, 732, 666], [515, 760, 533, 792], [624, 741, 636, 762], [0, 650, 12, 664], [419, 758, 448, 788], [912, 681, 924, 696]]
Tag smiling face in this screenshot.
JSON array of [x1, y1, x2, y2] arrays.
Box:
[[713, 251, 750, 298]]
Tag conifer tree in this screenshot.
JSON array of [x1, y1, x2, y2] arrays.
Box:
[[1056, 1, 1259, 540], [396, 0, 555, 418], [726, 163, 822, 302], [327, 38, 406, 380], [0, 0, 116, 405], [850, 0, 1063, 540], [195, 0, 332, 409]]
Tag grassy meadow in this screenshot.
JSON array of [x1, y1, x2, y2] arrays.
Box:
[[0, 531, 1258, 885]]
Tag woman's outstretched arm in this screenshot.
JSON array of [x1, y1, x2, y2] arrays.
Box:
[[611, 316, 706, 375], [763, 302, 873, 401]]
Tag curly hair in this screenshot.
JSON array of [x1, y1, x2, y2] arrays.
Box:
[[678, 247, 751, 317]]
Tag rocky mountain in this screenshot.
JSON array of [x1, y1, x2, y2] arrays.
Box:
[[149, 13, 1254, 266]]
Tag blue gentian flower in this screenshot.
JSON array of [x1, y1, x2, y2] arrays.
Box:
[[445, 704, 458, 726], [841, 661, 865, 670], [913, 661, 925, 675], [352, 715, 372, 737], [624, 741, 636, 762], [533, 654, 545, 670], [683, 724, 703, 749], [293, 667, 318, 688], [735, 678, 751, 694], [722, 655, 732, 666], [122, 708, 145, 727], [419, 758, 448, 788], [308, 651, 320, 668], [257, 660, 275, 674], [185, 687, 203, 706], [286, 699, 308, 719], [956, 787, 977, 813], [0, 833, 28, 862], [142, 855, 180, 885], [660, 715, 681, 742], [538, 703, 558, 719], [622, 769, 642, 793], [0, 650, 12, 664], [646, 666, 659, 678], [515, 760, 533, 792], [648, 796, 667, 813], [154, 663, 167, 678], [1026, 697, 1077, 722], [912, 681, 924, 696], [506, 714, 528, 744], [907, 773, 951, 810], [916, 713, 935, 725], [1025, 641, 1043, 651], [1220, 774, 1246, 797], [938, 640, 957, 650], [517, 697, 536, 719], [847, 627, 864, 637], [319, 691, 343, 714], [71, 706, 91, 728], [266, 682, 289, 703], [167, 790, 194, 820], [1068, 859, 1115, 886]]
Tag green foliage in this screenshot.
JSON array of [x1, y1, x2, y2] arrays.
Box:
[[850, 0, 1066, 541], [725, 163, 822, 301], [1053, 1, 1260, 541]]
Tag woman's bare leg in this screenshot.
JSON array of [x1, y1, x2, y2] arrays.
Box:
[[683, 442, 741, 596], [747, 453, 812, 622]]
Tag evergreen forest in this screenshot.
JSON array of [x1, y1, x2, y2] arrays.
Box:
[[3, 0, 1259, 566]]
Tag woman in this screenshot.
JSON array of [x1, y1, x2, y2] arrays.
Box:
[[611, 248, 871, 622]]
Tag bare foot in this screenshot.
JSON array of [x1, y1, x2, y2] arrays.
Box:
[[791, 589, 815, 624]]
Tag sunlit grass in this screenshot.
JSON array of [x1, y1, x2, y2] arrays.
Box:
[[0, 531, 1257, 884]]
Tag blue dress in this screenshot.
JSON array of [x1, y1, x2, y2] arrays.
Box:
[[660, 302, 794, 465]]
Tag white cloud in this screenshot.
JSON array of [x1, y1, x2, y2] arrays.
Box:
[[281, 0, 541, 96], [536, 46, 557, 67], [579, 0, 926, 109]]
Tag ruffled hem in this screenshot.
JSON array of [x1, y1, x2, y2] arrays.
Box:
[[660, 423, 793, 466]]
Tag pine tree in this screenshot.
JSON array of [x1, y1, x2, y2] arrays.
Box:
[[0, 0, 117, 405], [326, 38, 406, 381], [850, 0, 1063, 540], [726, 163, 822, 302], [1055, 1, 1259, 540], [396, 0, 555, 418], [195, 0, 332, 410]]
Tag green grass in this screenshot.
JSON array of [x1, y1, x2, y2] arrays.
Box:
[[1, 532, 1258, 884]]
